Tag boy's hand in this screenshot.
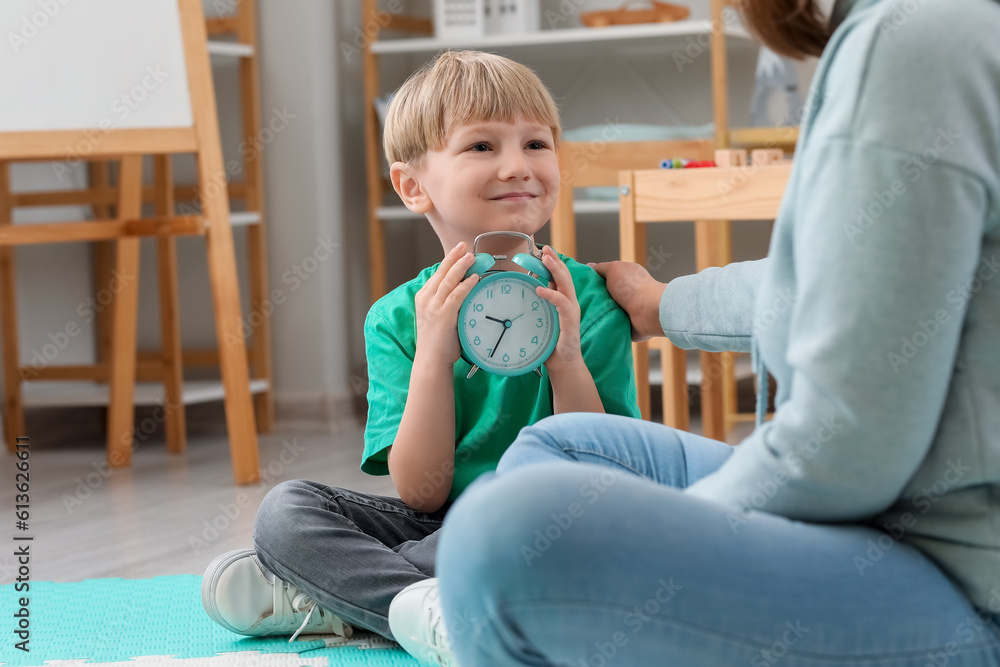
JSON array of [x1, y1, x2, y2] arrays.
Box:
[[414, 242, 479, 367], [535, 246, 584, 373], [589, 260, 666, 342]]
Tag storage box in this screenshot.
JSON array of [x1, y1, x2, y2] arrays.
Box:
[[434, 0, 486, 39], [485, 0, 540, 35]]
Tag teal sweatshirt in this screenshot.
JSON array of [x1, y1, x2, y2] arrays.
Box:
[[667, 0, 1000, 610]]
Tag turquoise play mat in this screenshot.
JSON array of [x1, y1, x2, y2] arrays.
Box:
[[0, 576, 419, 666]]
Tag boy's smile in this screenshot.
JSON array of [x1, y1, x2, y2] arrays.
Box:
[[391, 118, 560, 252]]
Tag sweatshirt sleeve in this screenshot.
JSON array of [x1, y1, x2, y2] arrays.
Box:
[[685, 138, 989, 521], [658, 259, 768, 353]]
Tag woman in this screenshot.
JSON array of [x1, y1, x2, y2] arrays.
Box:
[[427, 0, 1000, 664]]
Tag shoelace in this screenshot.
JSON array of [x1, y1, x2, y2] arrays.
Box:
[[268, 574, 352, 642], [419, 590, 455, 667]]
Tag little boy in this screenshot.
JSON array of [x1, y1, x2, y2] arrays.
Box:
[[201, 50, 639, 661]]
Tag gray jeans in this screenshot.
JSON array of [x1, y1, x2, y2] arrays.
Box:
[[253, 479, 448, 638]]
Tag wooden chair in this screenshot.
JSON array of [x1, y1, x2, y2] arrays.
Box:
[[619, 153, 791, 438], [0, 0, 260, 484]]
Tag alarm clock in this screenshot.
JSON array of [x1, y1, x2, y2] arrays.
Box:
[[458, 232, 560, 378]]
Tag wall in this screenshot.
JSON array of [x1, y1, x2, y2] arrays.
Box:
[[2, 0, 821, 433]]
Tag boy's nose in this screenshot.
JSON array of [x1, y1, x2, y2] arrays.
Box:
[[498, 151, 530, 180]]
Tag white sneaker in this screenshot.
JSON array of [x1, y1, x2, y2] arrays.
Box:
[[388, 578, 455, 666], [201, 548, 353, 641]]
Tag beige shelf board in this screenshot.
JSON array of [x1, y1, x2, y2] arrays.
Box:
[[207, 41, 254, 58], [648, 349, 755, 387], [371, 20, 754, 55], [229, 211, 262, 227], [22, 379, 270, 408]]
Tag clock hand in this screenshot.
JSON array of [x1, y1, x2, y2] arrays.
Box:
[[509, 314, 524, 323], [484, 316, 505, 324], [489, 323, 509, 358]]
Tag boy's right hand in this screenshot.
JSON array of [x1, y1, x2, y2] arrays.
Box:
[[414, 242, 480, 367]]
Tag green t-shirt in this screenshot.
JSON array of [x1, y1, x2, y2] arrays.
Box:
[[362, 251, 641, 501]]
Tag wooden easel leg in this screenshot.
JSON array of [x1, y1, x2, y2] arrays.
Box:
[[90, 161, 114, 428], [153, 155, 187, 454], [107, 156, 143, 468], [0, 162, 26, 452], [237, 0, 274, 434]]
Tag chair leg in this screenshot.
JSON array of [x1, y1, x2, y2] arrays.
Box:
[[632, 341, 650, 421], [106, 156, 144, 468], [0, 162, 25, 452], [699, 351, 727, 441], [153, 155, 187, 454], [658, 338, 689, 431]]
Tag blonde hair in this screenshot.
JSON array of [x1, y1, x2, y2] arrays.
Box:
[[383, 50, 561, 164]]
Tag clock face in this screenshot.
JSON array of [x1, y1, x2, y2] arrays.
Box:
[[458, 272, 559, 376]]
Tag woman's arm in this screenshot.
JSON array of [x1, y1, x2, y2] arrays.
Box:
[[686, 139, 989, 521], [591, 259, 768, 352]]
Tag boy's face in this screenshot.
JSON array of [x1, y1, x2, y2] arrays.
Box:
[[391, 118, 560, 249]]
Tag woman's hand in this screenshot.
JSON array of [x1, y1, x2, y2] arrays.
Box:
[[588, 261, 666, 342]]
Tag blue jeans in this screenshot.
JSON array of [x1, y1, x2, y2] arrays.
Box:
[[437, 413, 1000, 667]]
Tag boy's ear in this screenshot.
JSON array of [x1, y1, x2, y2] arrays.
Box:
[[390, 161, 432, 214]]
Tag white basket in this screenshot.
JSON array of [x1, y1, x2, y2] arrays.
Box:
[[485, 0, 539, 35], [434, 0, 485, 39]]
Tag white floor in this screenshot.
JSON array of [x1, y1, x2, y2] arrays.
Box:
[[0, 402, 751, 585]]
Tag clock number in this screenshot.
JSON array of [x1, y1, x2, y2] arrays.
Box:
[[531, 336, 539, 344], [522, 288, 525, 298], [531, 301, 539, 311], [474, 303, 484, 312], [486, 348, 492, 356], [536, 318, 543, 327], [503, 353, 510, 362], [474, 336, 481, 345], [519, 348, 526, 358], [469, 318, 476, 328], [486, 289, 493, 299], [501, 284, 512, 295]]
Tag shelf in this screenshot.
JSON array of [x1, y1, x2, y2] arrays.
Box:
[[229, 211, 262, 227], [377, 199, 619, 221], [371, 20, 755, 55], [22, 379, 270, 408], [207, 41, 254, 58]]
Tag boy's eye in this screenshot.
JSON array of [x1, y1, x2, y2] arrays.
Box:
[[468, 142, 491, 152], [526, 140, 549, 150]]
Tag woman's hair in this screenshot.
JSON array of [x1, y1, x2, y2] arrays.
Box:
[[740, 0, 833, 59], [383, 50, 561, 165]]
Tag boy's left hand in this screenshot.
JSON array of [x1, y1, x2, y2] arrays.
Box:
[[535, 246, 584, 373]]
